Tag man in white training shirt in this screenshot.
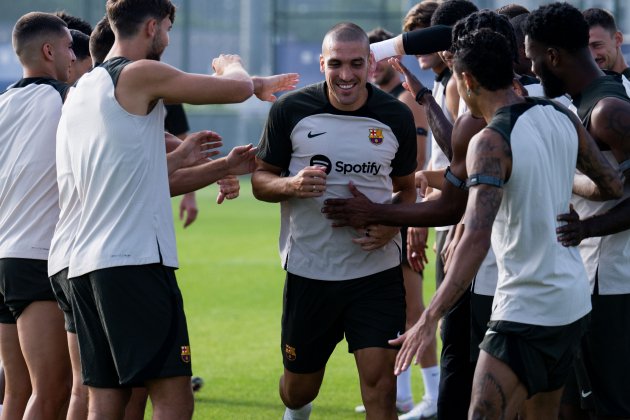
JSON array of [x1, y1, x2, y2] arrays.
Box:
[[0, 12, 75, 419], [62, 0, 297, 418]]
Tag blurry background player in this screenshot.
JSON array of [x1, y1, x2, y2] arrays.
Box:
[[68, 30, 91, 85], [358, 26, 437, 420], [583, 7, 630, 95]]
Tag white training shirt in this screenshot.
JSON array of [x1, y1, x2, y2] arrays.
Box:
[[64, 58, 176, 277], [48, 96, 81, 277], [571, 151, 630, 294], [488, 98, 591, 326], [0, 79, 67, 260]]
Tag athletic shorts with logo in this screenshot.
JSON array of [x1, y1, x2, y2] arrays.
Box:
[[71, 263, 192, 387], [562, 286, 630, 417], [0, 258, 56, 323], [281, 266, 406, 374], [480, 315, 589, 397]]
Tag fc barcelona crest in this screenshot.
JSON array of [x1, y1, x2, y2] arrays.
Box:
[[369, 128, 384, 145], [181, 345, 191, 363]]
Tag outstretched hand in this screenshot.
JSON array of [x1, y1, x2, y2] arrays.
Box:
[[178, 130, 222, 168], [226, 144, 257, 176], [254, 73, 300, 102], [321, 182, 375, 228], [389, 57, 427, 100], [388, 311, 438, 376], [556, 205, 586, 247]]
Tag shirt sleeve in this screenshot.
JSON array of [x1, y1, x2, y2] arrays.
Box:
[[256, 99, 293, 170], [390, 108, 418, 177]]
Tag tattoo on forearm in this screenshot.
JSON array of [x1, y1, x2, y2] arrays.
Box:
[[427, 100, 453, 159], [471, 372, 507, 420]]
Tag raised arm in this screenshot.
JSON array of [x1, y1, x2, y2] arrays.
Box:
[[115, 56, 298, 114], [389, 57, 454, 159]]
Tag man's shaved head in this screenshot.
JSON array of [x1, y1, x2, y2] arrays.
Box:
[[322, 22, 369, 55], [12, 12, 69, 62]]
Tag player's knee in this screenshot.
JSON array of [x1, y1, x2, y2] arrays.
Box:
[[361, 373, 396, 407], [279, 378, 318, 409]]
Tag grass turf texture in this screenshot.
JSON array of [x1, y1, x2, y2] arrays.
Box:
[[164, 181, 438, 419]]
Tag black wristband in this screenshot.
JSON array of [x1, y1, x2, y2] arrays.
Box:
[[415, 87, 431, 104]]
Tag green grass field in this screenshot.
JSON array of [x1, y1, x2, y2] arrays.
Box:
[[170, 181, 438, 419]]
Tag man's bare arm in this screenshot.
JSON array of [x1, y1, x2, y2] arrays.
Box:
[[169, 145, 256, 196], [321, 112, 485, 227], [568, 110, 623, 200], [557, 98, 630, 245]]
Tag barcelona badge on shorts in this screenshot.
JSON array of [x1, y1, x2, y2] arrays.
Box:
[[181, 345, 191, 363], [369, 128, 384, 145], [285, 344, 296, 361]]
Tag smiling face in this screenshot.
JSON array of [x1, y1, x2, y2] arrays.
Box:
[[320, 37, 371, 111], [588, 25, 621, 71]]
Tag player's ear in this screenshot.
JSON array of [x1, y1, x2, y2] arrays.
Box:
[[41, 42, 54, 62], [319, 54, 325, 74], [145, 18, 158, 38]]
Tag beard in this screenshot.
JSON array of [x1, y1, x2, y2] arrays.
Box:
[[538, 61, 566, 98], [147, 34, 166, 61]]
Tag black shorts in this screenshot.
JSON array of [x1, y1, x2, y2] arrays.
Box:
[[470, 291, 493, 363], [0, 258, 56, 323], [480, 315, 588, 397], [281, 266, 406, 374], [71, 264, 192, 388], [50, 268, 75, 333], [563, 292, 630, 417]]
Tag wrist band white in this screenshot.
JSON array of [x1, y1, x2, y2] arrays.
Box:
[[370, 38, 399, 62]]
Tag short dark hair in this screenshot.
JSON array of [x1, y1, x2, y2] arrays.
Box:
[[12, 12, 68, 58], [70, 29, 90, 60], [495, 4, 529, 20], [106, 0, 176, 39], [403, 1, 439, 32], [452, 10, 518, 63], [90, 15, 115, 65], [431, 0, 478, 27], [55, 11, 93, 35], [324, 22, 368, 48], [453, 28, 514, 91], [583, 8, 618, 35], [524, 2, 589, 52], [367, 27, 394, 44]]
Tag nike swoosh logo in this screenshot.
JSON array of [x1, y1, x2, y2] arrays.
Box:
[[308, 131, 326, 138], [581, 390, 592, 398]]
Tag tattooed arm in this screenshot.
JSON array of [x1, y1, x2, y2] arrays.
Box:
[[569, 104, 624, 200], [557, 98, 629, 246], [322, 112, 485, 228], [389, 128, 510, 374]]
